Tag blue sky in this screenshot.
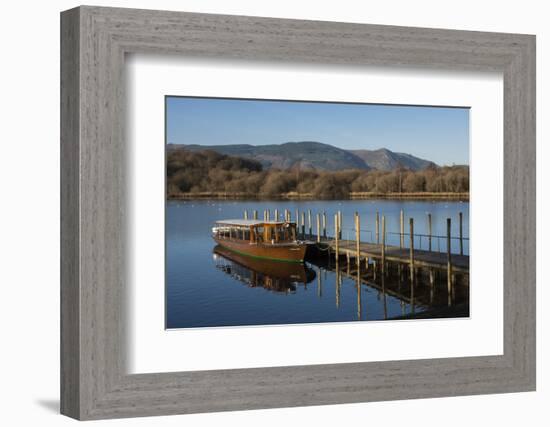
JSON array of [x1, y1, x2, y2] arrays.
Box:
[[166, 97, 469, 166]]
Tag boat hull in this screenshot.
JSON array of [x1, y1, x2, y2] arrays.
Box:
[[213, 236, 307, 263]]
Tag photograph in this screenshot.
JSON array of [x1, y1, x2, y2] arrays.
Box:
[[165, 96, 470, 329]]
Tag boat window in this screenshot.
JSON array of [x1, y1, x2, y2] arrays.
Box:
[[276, 226, 285, 242], [255, 226, 264, 243]]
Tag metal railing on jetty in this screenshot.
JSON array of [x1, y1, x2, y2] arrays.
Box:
[[243, 208, 468, 254]]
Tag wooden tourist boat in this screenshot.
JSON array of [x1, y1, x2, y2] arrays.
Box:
[[212, 219, 309, 263]]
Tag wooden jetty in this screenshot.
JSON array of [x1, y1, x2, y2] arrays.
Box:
[[235, 208, 469, 318], [242, 208, 469, 296], [321, 238, 469, 273]]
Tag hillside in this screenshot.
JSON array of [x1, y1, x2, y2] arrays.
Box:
[[169, 141, 436, 171], [349, 148, 437, 171], [174, 141, 369, 171]]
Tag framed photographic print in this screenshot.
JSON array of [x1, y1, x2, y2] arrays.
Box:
[[61, 6, 535, 420], [164, 96, 470, 329]]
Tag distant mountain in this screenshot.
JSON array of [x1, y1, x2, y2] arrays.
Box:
[[168, 141, 436, 171], [175, 141, 369, 171], [349, 148, 437, 171]]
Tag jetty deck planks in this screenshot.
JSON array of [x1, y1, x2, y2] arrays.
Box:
[[318, 239, 469, 273]]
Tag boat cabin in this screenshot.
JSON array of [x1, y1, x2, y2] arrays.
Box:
[[213, 219, 297, 244]]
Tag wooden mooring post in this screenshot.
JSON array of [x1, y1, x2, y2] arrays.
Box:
[[316, 213, 321, 243], [381, 215, 386, 272], [253, 210, 258, 220], [322, 212, 327, 238], [355, 212, 361, 268], [447, 218, 452, 306], [334, 213, 339, 260], [301, 211, 305, 238], [338, 211, 342, 239], [308, 209, 312, 237], [375, 211, 380, 244], [244, 210, 248, 220], [400, 209, 404, 248], [274, 209, 279, 221]]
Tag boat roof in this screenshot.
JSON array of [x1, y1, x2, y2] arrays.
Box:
[[215, 219, 293, 226]]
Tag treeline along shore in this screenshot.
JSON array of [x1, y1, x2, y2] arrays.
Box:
[[167, 149, 469, 200]]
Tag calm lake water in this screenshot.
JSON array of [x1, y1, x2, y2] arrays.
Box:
[[166, 199, 469, 329]]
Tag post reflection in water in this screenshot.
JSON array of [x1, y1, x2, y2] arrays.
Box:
[[317, 266, 323, 298], [381, 268, 388, 320], [335, 259, 341, 309], [356, 264, 361, 321], [209, 244, 469, 328]]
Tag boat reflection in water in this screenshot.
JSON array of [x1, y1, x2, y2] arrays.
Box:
[[212, 245, 316, 293]]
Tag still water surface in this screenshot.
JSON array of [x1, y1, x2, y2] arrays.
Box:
[[166, 199, 469, 329]]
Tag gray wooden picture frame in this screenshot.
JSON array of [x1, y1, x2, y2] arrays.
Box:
[[60, 5, 536, 420]]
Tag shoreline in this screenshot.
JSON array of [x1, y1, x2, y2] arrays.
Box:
[[167, 191, 469, 201]]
